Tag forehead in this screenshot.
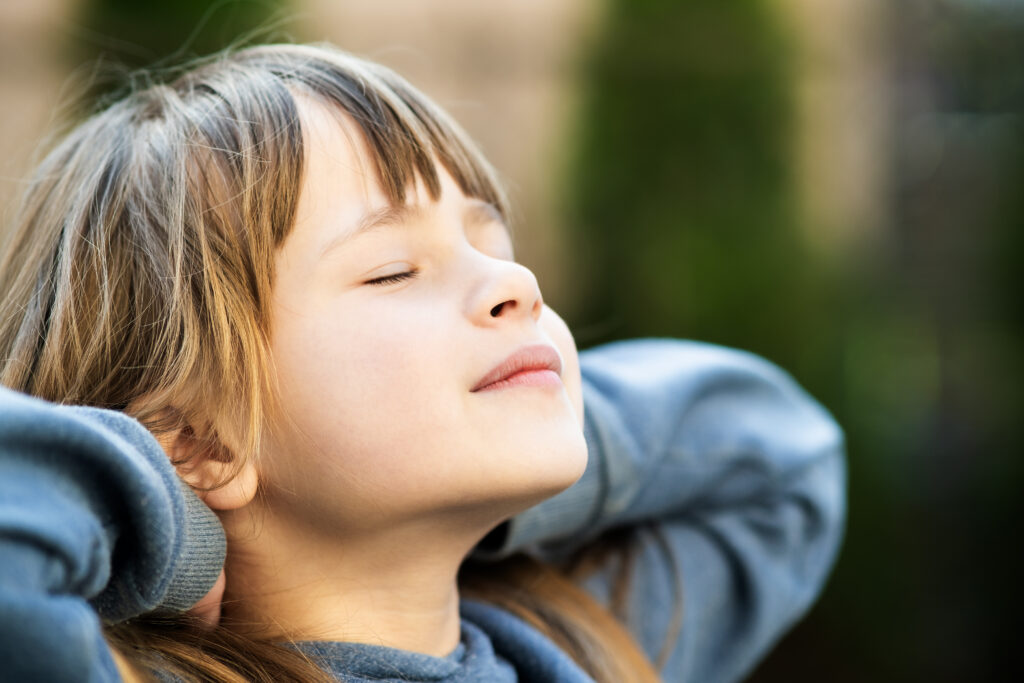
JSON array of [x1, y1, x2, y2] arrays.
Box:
[[286, 97, 505, 260], [294, 96, 384, 217]]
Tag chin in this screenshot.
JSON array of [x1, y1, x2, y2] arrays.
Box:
[[499, 429, 589, 510]]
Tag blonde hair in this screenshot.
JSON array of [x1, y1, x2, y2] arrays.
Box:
[[0, 43, 660, 682]]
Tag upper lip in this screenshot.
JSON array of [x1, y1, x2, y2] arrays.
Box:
[[471, 343, 563, 392]]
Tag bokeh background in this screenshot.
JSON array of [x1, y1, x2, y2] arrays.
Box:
[[1, 1, 1020, 681]]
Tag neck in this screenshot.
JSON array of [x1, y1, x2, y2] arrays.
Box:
[[218, 503, 497, 657]]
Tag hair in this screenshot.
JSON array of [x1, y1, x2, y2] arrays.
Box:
[[0, 43, 663, 682]]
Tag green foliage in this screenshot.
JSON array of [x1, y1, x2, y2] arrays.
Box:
[[563, 0, 810, 363]]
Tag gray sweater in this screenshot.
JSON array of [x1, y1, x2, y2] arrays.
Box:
[[0, 340, 846, 682]]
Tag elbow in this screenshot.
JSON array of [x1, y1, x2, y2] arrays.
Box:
[[791, 429, 848, 607]]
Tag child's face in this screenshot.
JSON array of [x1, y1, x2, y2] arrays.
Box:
[[258, 99, 588, 537]]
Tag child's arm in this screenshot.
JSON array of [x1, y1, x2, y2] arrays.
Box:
[[0, 387, 225, 681], [479, 339, 847, 683]]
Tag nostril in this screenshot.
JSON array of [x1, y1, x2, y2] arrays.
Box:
[[490, 301, 510, 317]]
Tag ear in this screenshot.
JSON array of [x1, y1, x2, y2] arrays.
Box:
[[158, 429, 259, 511]]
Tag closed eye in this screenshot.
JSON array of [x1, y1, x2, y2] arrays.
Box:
[[365, 270, 419, 286]]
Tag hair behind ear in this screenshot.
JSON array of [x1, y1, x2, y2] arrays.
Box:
[[460, 553, 662, 683], [105, 614, 336, 683]]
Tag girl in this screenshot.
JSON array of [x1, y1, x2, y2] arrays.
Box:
[[0, 44, 845, 682]]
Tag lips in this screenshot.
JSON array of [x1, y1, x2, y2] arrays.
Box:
[[471, 343, 563, 392]]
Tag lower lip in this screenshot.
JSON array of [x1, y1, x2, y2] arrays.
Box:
[[474, 369, 562, 392]]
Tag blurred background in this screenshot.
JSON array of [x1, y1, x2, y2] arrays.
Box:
[[1, 0, 1020, 681]]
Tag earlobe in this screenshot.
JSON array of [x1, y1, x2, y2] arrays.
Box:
[[191, 457, 260, 511], [161, 429, 260, 511]]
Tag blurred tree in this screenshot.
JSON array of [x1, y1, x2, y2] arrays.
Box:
[[561, 0, 836, 380], [563, 0, 1024, 681], [560, 2, 859, 681]]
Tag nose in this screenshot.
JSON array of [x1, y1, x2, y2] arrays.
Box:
[[467, 257, 543, 327]]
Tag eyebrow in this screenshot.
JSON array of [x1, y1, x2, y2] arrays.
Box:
[[319, 198, 507, 258]]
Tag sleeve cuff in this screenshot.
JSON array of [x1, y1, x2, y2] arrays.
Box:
[[155, 477, 226, 612]]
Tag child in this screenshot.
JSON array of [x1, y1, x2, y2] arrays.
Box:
[[0, 43, 845, 682]]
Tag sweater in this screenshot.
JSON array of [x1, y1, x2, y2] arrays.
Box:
[[0, 339, 846, 682]]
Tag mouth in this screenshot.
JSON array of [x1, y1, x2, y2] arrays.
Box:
[[471, 343, 563, 393]]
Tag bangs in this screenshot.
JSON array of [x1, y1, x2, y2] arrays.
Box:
[[234, 45, 509, 222]]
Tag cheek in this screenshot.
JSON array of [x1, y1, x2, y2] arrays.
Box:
[[269, 299, 457, 466]]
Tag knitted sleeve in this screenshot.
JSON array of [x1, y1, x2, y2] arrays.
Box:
[[0, 387, 225, 681]]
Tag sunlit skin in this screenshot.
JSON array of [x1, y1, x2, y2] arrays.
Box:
[[202, 98, 588, 656]]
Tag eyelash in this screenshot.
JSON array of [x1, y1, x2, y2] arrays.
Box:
[[365, 269, 419, 286]]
